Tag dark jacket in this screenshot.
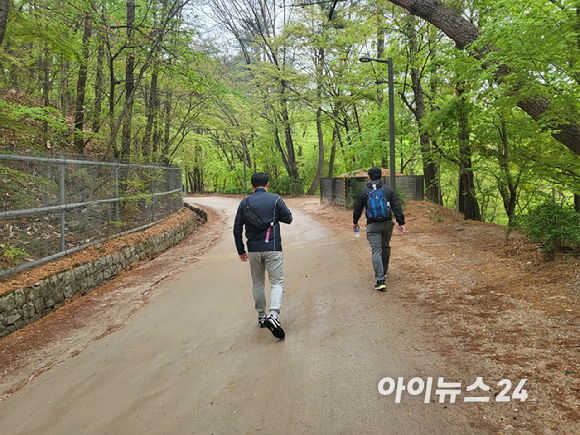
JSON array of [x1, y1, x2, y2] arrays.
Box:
[[353, 180, 405, 226], [233, 189, 293, 255]]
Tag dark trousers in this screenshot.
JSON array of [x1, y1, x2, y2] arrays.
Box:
[[366, 221, 394, 281]]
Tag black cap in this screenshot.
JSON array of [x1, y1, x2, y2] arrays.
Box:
[[251, 172, 269, 187], [368, 167, 382, 181]]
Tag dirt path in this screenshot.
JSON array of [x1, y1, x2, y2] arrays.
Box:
[[0, 196, 578, 434], [0, 196, 478, 434]]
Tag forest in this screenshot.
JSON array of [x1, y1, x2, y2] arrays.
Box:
[[1, 0, 580, 231]]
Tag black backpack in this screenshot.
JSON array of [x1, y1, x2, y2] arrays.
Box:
[[365, 186, 392, 221], [243, 197, 271, 230]]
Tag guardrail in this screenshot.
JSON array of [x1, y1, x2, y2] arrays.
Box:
[[0, 151, 183, 279]]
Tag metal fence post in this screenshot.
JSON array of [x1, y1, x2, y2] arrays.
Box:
[[179, 168, 184, 207], [112, 159, 120, 223], [169, 167, 174, 212], [59, 153, 66, 251], [151, 168, 156, 222]]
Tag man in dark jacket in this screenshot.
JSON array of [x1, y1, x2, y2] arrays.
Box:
[[233, 172, 293, 339], [352, 167, 405, 291]]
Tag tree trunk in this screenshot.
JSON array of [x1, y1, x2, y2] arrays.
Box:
[[406, 17, 440, 203], [191, 168, 203, 193], [143, 63, 159, 161], [58, 60, 70, 117], [161, 94, 172, 164], [152, 103, 162, 159], [307, 107, 325, 195], [241, 137, 252, 173], [456, 86, 481, 221], [307, 46, 326, 195], [40, 45, 50, 147], [273, 128, 290, 173], [102, 0, 189, 161], [92, 43, 104, 133], [495, 117, 518, 227], [107, 53, 119, 157], [280, 105, 300, 179], [121, 0, 135, 162], [74, 14, 92, 154], [328, 119, 339, 178], [0, 0, 9, 47], [429, 68, 442, 204]]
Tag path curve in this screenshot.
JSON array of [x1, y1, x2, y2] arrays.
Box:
[[0, 196, 480, 434]]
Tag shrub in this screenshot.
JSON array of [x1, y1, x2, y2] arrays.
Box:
[[520, 202, 580, 256], [395, 187, 406, 207], [349, 182, 365, 209], [0, 244, 29, 265], [269, 176, 304, 196], [221, 186, 245, 195]]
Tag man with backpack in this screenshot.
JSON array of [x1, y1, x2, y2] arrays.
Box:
[[352, 167, 405, 291], [233, 172, 293, 339]]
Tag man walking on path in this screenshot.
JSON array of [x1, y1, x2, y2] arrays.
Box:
[[353, 167, 405, 291], [233, 172, 293, 339]]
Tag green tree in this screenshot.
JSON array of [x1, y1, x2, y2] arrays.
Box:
[[387, 0, 580, 158], [208, 0, 302, 179]]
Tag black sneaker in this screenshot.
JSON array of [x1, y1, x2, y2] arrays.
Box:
[[258, 316, 267, 328], [264, 315, 285, 339], [374, 280, 386, 291]]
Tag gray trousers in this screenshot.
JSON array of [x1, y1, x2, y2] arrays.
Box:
[[248, 251, 284, 317], [366, 221, 394, 281]]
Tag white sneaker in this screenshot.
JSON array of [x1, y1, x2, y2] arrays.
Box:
[[264, 315, 285, 339]]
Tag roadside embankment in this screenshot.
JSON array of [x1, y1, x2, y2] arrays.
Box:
[[0, 204, 206, 338]]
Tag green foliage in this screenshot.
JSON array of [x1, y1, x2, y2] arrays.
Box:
[[473, 0, 580, 131], [269, 177, 305, 196], [0, 243, 29, 265], [106, 221, 126, 229], [429, 212, 444, 222], [349, 181, 365, 209], [0, 165, 57, 208], [520, 202, 580, 254], [2, 0, 580, 236], [8, 6, 82, 62], [0, 100, 69, 140], [220, 186, 245, 194], [342, 110, 390, 170], [395, 188, 406, 208]]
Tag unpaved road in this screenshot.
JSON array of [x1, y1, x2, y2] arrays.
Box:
[[0, 196, 483, 434]]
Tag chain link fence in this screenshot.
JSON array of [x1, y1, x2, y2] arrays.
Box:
[[0, 149, 183, 280]]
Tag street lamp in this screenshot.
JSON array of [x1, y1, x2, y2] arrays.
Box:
[[359, 56, 396, 191]]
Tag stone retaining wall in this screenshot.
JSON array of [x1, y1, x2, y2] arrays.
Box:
[[0, 204, 206, 338]]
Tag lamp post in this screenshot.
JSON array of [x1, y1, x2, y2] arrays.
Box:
[[359, 56, 396, 191]]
